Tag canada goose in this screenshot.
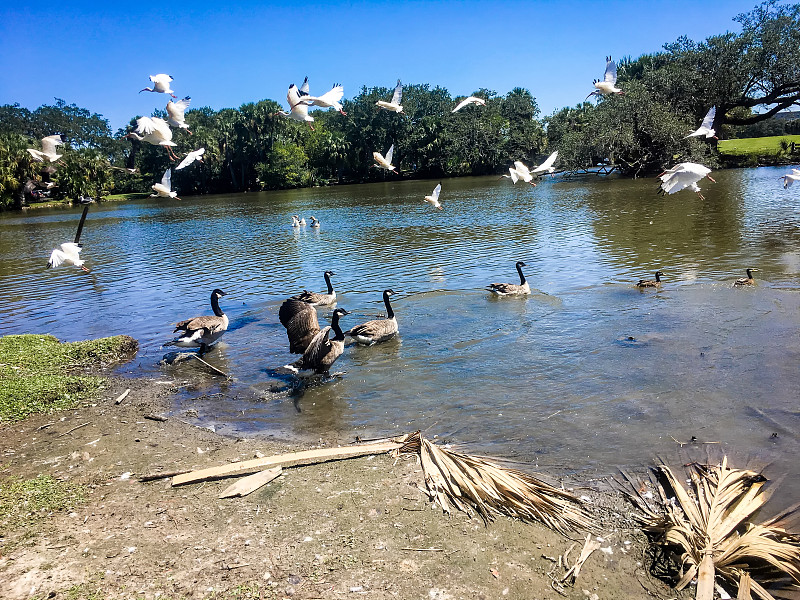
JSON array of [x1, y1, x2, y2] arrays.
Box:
[[47, 204, 90, 272], [310, 216, 320, 228], [291, 270, 336, 306], [285, 308, 349, 377], [733, 268, 759, 287], [487, 262, 530, 295], [170, 289, 229, 355], [279, 298, 320, 354], [636, 271, 664, 288], [346, 289, 399, 345]]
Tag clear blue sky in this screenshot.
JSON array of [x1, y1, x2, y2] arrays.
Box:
[[1, 0, 759, 132]]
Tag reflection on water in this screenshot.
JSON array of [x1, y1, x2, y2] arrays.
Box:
[[1, 167, 799, 506]]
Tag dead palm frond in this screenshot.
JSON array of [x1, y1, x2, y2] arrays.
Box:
[[397, 431, 591, 534], [629, 457, 800, 600]]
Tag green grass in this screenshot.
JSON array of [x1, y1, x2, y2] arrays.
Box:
[[102, 192, 149, 202], [718, 134, 800, 156], [0, 334, 138, 423], [0, 474, 87, 531]]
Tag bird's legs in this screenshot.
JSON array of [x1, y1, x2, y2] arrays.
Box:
[[338, 109, 347, 116], [706, 175, 716, 183], [80, 265, 90, 273]]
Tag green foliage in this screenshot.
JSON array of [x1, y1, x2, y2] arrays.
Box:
[[0, 474, 87, 531], [0, 334, 137, 422], [256, 142, 311, 189], [718, 134, 800, 155], [0, 133, 39, 209]]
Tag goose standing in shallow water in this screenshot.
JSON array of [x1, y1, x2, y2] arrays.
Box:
[[487, 262, 530, 295], [346, 289, 399, 345], [636, 271, 664, 288], [734, 268, 759, 287], [285, 308, 349, 377], [291, 270, 336, 306], [169, 289, 229, 355]]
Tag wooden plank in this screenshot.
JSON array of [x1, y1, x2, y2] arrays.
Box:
[[172, 437, 406, 487], [219, 467, 282, 498]]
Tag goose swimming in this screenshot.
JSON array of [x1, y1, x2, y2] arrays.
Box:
[[291, 270, 336, 306], [733, 268, 758, 287], [635, 271, 664, 288], [487, 261, 530, 295], [346, 289, 399, 345], [169, 289, 229, 355]]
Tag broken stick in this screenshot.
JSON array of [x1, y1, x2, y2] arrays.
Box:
[[219, 467, 282, 498]]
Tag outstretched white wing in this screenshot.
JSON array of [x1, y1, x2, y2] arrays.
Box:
[[508, 167, 519, 184], [604, 58, 617, 84], [176, 148, 205, 170], [299, 76, 310, 97], [315, 84, 344, 105], [700, 106, 716, 130], [430, 183, 441, 201], [452, 96, 485, 113], [533, 151, 558, 174], [385, 144, 394, 165], [391, 80, 403, 105], [41, 135, 65, 155], [167, 96, 191, 119], [161, 168, 172, 190]]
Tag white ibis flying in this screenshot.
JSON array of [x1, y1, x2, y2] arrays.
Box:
[[531, 151, 559, 176], [424, 183, 443, 210], [277, 84, 315, 128], [686, 106, 717, 139], [175, 148, 205, 170], [451, 96, 486, 113], [140, 74, 177, 98], [166, 97, 192, 133], [297, 78, 347, 115], [47, 204, 90, 272], [27, 135, 67, 163], [376, 80, 403, 113], [373, 144, 396, 170], [151, 168, 180, 199], [780, 168, 800, 189], [587, 56, 623, 99], [658, 162, 716, 200], [126, 117, 179, 160]]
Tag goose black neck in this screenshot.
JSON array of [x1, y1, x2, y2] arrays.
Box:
[[211, 293, 225, 317], [324, 272, 334, 294], [654, 272, 661, 282], [383, 292, 395, 319], [331, 312, 345, 340], [746, 269, 753, 279], [516, 263, 527, 285]]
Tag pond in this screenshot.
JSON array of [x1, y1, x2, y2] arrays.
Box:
[[2, 167, 798, 505]]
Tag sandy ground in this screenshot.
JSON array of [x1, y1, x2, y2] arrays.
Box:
[[0, 374, 683, 600]]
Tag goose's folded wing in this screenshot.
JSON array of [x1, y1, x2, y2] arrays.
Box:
[[302, 326, 332, 365]]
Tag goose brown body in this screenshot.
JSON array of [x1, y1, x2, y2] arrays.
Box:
[[279, 299, 320, 354], [287, 308, 349, 376], [636, 271, 664, 288], [291, 270, 336, 306], [346, 289, 399, 345], [171, 289, 229, 354], [488, 261, 530, 295], [733, 268, 758, 287]]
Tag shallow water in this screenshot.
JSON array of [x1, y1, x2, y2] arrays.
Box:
[[2, 168, 799, 505]]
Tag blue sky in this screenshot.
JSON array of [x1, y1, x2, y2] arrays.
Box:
[[1, 0, 759, 132]]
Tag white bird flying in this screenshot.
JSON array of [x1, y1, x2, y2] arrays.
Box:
[[780, 168, 800, 189], [299, 79, 347, 115], [27, 134, 67, 163], [686, 106, 717, 139], [587, 56, 623, 99], [166, 96, 192, 133], [424, 183, 443, 210], [501, 161, 536, 186], [47, 204, 90, 272], [531, 151, 559, 176], [175, 148, 205, 170], [373, 144, 396, 170], [451, 96, 486, 113], [151, 168, 180, 199], [376, 79, 404, 113], [277, 83, 315, 128], [500, 167, 519, 184], [657, 162, 716, 200], [140, 74, 177, 97], [126, 117, 179, 160]]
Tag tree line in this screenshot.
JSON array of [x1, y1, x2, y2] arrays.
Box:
[[1, 0, 798, 209]]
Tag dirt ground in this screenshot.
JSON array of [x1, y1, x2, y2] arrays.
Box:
[[0, 374, 684, 600]]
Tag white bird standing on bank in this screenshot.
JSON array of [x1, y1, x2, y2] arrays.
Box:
[[424, 183, 443, 210], [300, 80, 347, 115], [27, 135, 67, 163], [658, 162, 716, 200], [451, 96, 486, 113], [140, 74, 177, 98], [780, 168, 800, 189], [373, 144, 396, 171], [376, 80, 404, 113], [531, 151, 559, 177], [587, 56, 623, 99], [277, 83, 315, 128], [126, 117, 179, 160], [166, 96, 192, 133], [151, 168, 180, 199], [686, 106, 717, 139], [175, 148, 205, 170]]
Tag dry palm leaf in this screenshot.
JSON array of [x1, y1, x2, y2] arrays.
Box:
[[397, 431, 590, 534], [631, 457, 800, 600]]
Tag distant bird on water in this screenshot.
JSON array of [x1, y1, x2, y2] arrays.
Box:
[[299, 78, 347, 115], [733, 268, 758, 286], [657, 162, 716, 200], [686, 106, 717, 139], [169, 289, 229, 355], [166, 96, 192, 133], [27, 135, 67, 163], [175, 148, 205, 170], [373, 144, 396, 171], [126, 117, 179, 160], [46, 204, 91, 272], [487, 261, 530, 295], [780, 168, 800, 189], [376, 79, 404, 113], [451, 96, 486, 113], [635, 271, 664, 288], [277, 83, 315, 129], [151, 168, 180, 199], [140, 74, 177, 98], [587, 56, 623, 99], [424, 183, 443, 210], [310, 216, 320, 228]]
